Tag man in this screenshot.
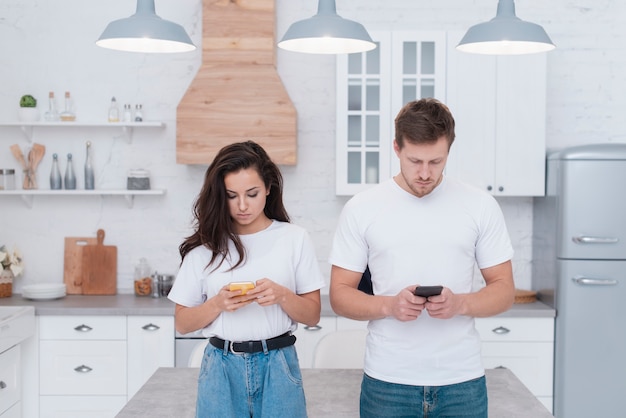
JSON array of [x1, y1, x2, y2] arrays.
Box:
[[329, 98, 515, 418]]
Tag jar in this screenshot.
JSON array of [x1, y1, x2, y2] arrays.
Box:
[[127, 169, 151, 190], [133, 258, 152, 297], [1, 169, 15, 190], [157, 274, 175, 297]]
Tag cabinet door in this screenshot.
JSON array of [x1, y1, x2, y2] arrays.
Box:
[[336, 31, 447, 195], [0, 345, 20, 416], [127, 316, 175, 398], [293, 317, 336, 369], [446, 31, 547, 196]]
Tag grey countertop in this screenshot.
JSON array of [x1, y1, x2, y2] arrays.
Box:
[[0, 293, 555, 317], [116, 367, 552, 418]]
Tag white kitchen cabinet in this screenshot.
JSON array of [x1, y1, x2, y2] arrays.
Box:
[[445, 32, 547, 197], [39, 316, 127, 417], [475, 317, 554, 413], [335, 31, 447, 195], [0, 345, 21, 417], [127, 316, 175, 398]]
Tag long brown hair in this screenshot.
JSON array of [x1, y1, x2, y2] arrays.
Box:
[[179, 141, 290, 271]]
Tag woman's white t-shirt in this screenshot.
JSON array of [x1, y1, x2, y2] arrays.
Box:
[[169, 220, 325, 341], [329, 176, 514, 386]]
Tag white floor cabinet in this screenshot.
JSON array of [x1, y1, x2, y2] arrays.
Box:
[[38, 315, 174, 418]]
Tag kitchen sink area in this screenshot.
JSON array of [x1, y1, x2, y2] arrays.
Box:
[[0, 305, 35, 354]]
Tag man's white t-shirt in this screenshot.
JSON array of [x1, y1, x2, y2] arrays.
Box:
[[329, 176, 514, 386], [169, 221, 326, 341]]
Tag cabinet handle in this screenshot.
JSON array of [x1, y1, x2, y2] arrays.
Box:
[[572, 235, 619, 244], [498, 186, 504, 192], [491, 326, 510, 335], [74, 324, 93, 332], [0, 381, 6, 389], [572, 276, 618, 286], [142, 323, 160, 331], [486, 185, 492, 191], [304, 325, 322, 331], [74, 365, 93, 373]]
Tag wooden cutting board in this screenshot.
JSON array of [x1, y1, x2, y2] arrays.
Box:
[[81, 229, 117, 295], [64, 236, 97, 294]]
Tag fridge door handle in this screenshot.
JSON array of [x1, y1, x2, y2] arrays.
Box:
[[572, 235, 619, 244], [572, 276, 619, 286]]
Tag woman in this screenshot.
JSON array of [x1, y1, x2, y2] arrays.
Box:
[[168, 140, 324, 418]]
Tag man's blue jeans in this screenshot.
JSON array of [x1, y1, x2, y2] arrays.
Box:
[[360, 373, 488, 418], [195, 343, 306, 418]]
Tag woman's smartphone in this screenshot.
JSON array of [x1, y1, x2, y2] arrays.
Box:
[[413, 285, 443, 298], [229, 281, 255, 295]]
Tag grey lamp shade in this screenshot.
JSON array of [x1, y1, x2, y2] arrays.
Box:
[[278, 0, 376, 54], [457, 0, 555, 55], [96, 0, 195, 53]]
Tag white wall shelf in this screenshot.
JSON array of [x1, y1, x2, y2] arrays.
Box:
[[0, 121, 165, 143], [0, 189, 166, 209]]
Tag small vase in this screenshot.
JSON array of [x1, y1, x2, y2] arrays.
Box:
[[18, 107, 40, 122], [0, 268, 14, 298]]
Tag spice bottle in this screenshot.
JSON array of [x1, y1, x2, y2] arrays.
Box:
[[50, 153, 62, 190], [60, 91, 76, 121], [108, 97, 120, 122], [44, 91, 59, 122], [123, 104, 132, 122], [64, 153, 76, 189], [84, 141, 95, 190], [134, 258, 153, 297], [134, 104, 143, 122]]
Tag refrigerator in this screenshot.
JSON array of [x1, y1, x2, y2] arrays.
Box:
[[532, 143, 626, 418]]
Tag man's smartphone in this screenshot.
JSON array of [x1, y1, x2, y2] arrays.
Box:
[[229, 281, 255, 295], [413, 285, 443, 298]]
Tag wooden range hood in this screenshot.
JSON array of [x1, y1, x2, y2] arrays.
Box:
[[176, 0, 297, 165]]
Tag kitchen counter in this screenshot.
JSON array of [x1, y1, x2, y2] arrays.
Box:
[[116, 367, 552, 418], [0, 293, 555, 317]]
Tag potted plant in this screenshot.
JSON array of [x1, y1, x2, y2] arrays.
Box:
[[18, 94, 40, 122]]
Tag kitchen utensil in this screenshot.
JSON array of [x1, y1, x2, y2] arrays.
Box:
[[81, 229, 117, 295], [9, 144, 29, 188], [28, 143, 46, 188], [64, 236, 98, 294]]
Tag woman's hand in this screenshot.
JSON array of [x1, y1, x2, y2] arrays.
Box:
[[246, 278, 288, 307], [215, 284, 257, 312]]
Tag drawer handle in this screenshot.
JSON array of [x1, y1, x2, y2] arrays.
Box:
[[491, 326, 510, 335], [74, 365, 93, 373], [0, 381, 6, 389], [74, 324, 93, 333], [142, 323, 160, 331], [304, 325, 322, 331]]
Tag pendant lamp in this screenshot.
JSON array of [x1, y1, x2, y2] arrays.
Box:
[[278, 0, 376, 54], [96, 0, 196, 53], [456, 0, 555, 55]]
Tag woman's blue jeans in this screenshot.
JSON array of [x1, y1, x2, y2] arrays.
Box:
[[195, 342, 306, 418], [360, 373, 488, 418]]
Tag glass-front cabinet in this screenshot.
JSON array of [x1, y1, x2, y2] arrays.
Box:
[[336, 31, 447, 195]]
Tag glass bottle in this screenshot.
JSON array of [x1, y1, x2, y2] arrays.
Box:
[[44, 91, 59, 122], [50, 153, 62, 190], [60, 91, 76, 121], [123, 104, 132, 122], [108, 97, 119, 122], [134, 258, 152, 297], [134, 104, 143, 122], [84, 141, 95, 190], [64, 153, 76, 190]]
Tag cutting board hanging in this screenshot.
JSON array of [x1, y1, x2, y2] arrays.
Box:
[[64, 236, 98, 294], [81, 229, 117, 295]]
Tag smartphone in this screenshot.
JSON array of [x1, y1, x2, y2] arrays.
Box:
[[413, 285, 443, 298], [229, 281, 255, 295]]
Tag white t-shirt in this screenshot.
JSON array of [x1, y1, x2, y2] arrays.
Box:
[[168, 221, 326, 341], [329, 176, 514, 386]]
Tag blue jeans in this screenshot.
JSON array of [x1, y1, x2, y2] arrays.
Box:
[[195, 342, 306, 418], [360, 373, 487, 418]]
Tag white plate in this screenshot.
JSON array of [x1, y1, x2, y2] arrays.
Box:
[[22, 283, 67, 300]]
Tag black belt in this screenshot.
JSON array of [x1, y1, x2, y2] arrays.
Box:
[[209, 332, 296, 354]]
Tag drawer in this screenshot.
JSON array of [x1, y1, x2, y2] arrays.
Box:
[[39, 316, 126, 340], [0, 345, 20, 415], [40, 340, 126, 395], [40, 395, 127, 418], [475, 317, 554, 342]]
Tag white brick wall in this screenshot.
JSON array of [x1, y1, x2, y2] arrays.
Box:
[[1, 0, 624, 293]]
